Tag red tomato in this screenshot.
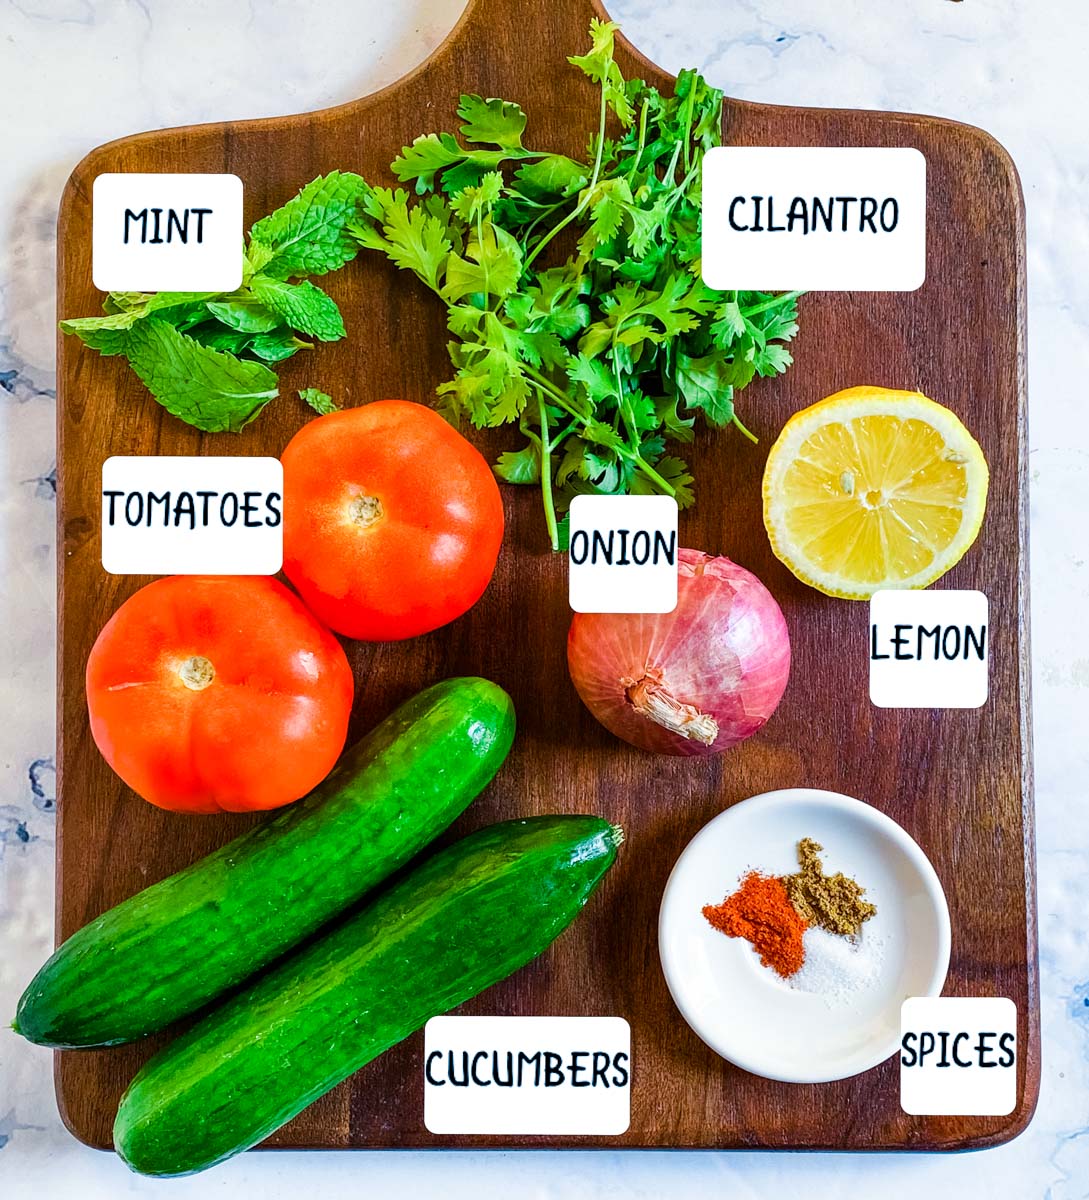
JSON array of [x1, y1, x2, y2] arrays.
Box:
[[281, 400, 504, 641], [85, 576, 354, 814]]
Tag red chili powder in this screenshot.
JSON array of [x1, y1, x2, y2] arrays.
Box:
[[702, 871, 807, 977]]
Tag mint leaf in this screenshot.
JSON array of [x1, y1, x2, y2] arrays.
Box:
[[60, 311, 136, 356], [250, 329, 311, 362], [124, 319, 279, 432], [206, 296, 281, 333], [61, 291, 214, 354], [187, 324, 254, 355], [250, 276, 345, 341], [249, 171, 367, 279], [299, 387, 338, 415]]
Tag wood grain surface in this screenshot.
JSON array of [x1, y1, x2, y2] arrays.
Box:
[[54, 0, 1036, 1153]]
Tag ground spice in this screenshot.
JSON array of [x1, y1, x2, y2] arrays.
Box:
[[782, 837, 876, 936], [702, 871, 807, 978]]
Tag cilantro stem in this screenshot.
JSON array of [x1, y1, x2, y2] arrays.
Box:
[[520, 363, 677, 499], [553, 417, 580, 445], [741, 290, 804, 317], [536, 393, 560, 551], [627, 100, 649, 183], [611, 348, 638, 450], [476, 208, 490, 298], [664, 139, 683, 186], [524, 68, 610, 270], [626, 452, 678, 496], [680, 81, 696, 177], [670, 161, 701, 207], [732, 412, 758, 443], [522, 197, 573, 245]]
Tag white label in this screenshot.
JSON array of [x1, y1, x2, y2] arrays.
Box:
[[701, 147, 926, 291], [101, 456, 283, 576], [568, 495, 678, 614], [423, 1016, 631, 1136], [869, 589, 988, 708], [92, 173, 243, 292], [900, 998, 1017, 1116]]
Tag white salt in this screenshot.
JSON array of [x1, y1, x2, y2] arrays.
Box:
[[788, 924, 886, 1007]]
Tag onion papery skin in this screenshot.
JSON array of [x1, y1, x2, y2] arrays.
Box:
[[567, 548, 791, 757]]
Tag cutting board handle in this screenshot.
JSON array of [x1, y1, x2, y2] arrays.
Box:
[[453, 0, 611, 38], [429, 0, 667, 88]]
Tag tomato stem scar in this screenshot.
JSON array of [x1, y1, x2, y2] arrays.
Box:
[[178, 656, 215, 691], [348, 496, 383, 528]]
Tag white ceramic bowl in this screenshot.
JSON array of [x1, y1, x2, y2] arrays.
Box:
[[658, 788, 950, 1083]]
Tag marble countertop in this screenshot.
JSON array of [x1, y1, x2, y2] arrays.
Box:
[[1, 1, 1085, 1195]]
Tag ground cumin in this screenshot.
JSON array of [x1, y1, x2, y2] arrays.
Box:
[[702, 871, 807, 978], [782, 837, 876, 936]]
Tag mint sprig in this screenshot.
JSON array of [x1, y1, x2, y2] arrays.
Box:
[[61, 173, 365, 432]]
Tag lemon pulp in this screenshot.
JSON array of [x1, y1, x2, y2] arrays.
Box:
[[762, 386, 989, 599]]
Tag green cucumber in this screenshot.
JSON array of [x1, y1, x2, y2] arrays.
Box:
[[15, 677, 515, 1048], [114, 815, 621, 1177]]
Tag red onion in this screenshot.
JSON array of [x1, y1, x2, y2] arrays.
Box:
[[567, 548, 791, 756]]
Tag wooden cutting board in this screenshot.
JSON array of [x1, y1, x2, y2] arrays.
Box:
[[54, 0, 1035, 1152]]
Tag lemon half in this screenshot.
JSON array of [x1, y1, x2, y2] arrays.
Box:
[[762, 386, 989, 600]]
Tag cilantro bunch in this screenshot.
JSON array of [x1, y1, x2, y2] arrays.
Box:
[[350, 20, 801, 548], [61, 172, 366, 430]]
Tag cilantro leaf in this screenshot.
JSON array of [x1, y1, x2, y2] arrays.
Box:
[[675, 351, 759, 424], [513, 155, 588, 200], [568, 19, 634, 125], [124, 319, 279, 432], [450, 172, 504, 222], [393, 133, 468, 192], [637, 454, 695, 508], [457, 95, 527, 149], [441, 223, 523, 302], [495, 442, 541, 484], [351, 188, 452, 291], [754, 343, 793, 377]]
